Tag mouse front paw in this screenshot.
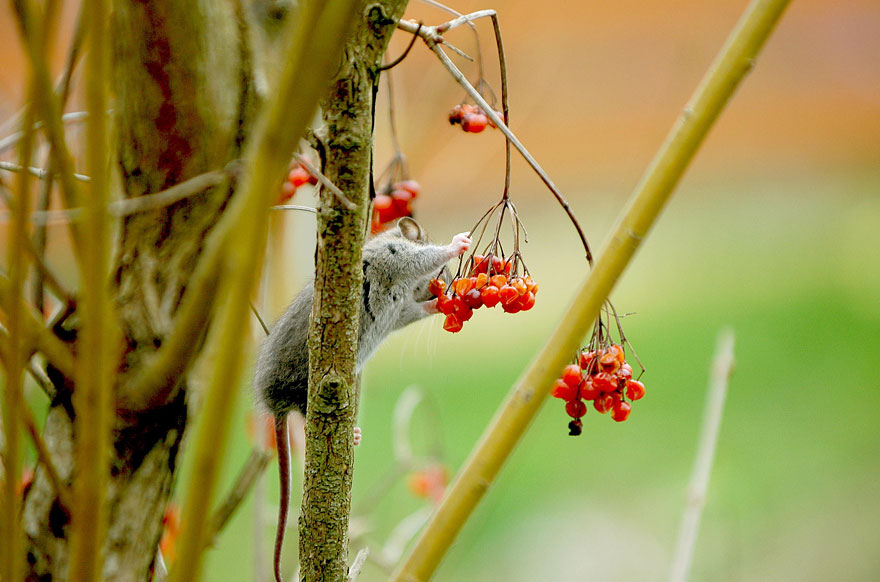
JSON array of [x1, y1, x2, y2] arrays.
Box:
[[449, 232, 472, 256], [353, 426, 362, 446]]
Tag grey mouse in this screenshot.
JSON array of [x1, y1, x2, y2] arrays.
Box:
[[253, 217, 471, 582]]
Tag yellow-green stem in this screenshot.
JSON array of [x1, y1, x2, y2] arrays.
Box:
[[0, 102, 33, 582], [69, 0, 114, 580], [392, 0, 791, 579], [167, 2, 359, 581]]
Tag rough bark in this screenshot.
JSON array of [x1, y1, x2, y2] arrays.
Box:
[[21, 1, 256, 580], [299, 1, 408, 581]]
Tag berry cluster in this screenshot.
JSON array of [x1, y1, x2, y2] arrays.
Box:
[[372, 180, 421, 233], [551, 344, 646, 435], [448, 104, 499, 134], [279, 161, 318, 204], [430, 254, 538, 333]]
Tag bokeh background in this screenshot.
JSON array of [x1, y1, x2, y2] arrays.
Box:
[[2, 0, 879, 580]]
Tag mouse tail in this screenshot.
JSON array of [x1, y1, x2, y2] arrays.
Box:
[[274, 414, 290, 582]]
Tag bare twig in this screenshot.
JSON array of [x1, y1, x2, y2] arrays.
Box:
[[21, 403, 72, 511], [206, 447, 273, 544], [347, 548, 370, 582], [293, 153, 356, 211], [0, 161, 91, 182], [669, 329, 735, 582], [397, 16, 593, 263], [0, 274, 75, 380], [0, 111, 91, 156]]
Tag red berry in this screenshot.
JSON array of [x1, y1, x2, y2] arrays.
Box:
[[580, 380, 601, 401], [474, 273, 489, 290], [565, 400, 587, 419], [611, 400, 632, 422], [462, 113, 488, 133], [451, 296, 473, 322], [551, 379, 575, 401], [498, 285, 519, 306], [471, 255, 489, 275], [390, 189, 413, 214], [562, 364, 582, 389], [599, 349, 621, 374], [463, 288, 483, 309], [517, 291, 536, 311], [480, 285, 501, 308], [592, 371, 617, 393], [625, 380, 646, 401], [578, 350, 596, 372], [448, 105, 464, 124], [428, 278, 446, 297], [618, 363, 633, 382], [593, 394, 614, 414], [436, 294, 454, 315], [288, 166, 312, 188], [491, 256, 511, 276], [510, 277, 528, 296], [374, 194, 396, 223], [502, 300, 522, 314], [443, 313, 463, 333], [395, 180, 421, 198]]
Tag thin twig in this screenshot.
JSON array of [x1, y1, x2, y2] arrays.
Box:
[[0, 111, 91, 156], [0, 274, 75, 380], [397, 17, 593, 264], [669, 329, 735, 582], [347, 548, 370, 582], [206, 447, 273, 545], [293, 153, 356, 211], [378, 23, 421, 71], [21, 403, 72, 510], [270, 204, 317, 213], [0, 183, 75, 304], [0, 161, 91, 182]]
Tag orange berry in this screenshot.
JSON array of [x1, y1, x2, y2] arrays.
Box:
[[562, 364, 582, 389], [452, 277, 473, 296], [428, 278, 446, 297], [443, 313, 463, 333], [551, 379, 576, 401], [490, 274, 508, 288], [625, 380, 646, 401], [480, 285, 501, 308]]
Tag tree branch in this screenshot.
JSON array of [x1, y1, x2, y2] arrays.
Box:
[[298, 2, 408, 581], [393, 0, 792, 579]]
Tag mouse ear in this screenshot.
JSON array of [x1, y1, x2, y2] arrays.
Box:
[[397, 217, 423, 241]]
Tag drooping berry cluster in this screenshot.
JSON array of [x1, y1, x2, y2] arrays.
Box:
[[448, 104, 499, 134], [278, 161, 318, 204], [372, 180, 421, 233], [551, 344, 646, 435], [430, 254, 538, 333]]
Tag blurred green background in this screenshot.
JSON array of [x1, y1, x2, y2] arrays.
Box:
[[3, 0, 879, 580]]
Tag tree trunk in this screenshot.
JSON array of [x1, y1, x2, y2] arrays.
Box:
[[22, 1, 255, 580]]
